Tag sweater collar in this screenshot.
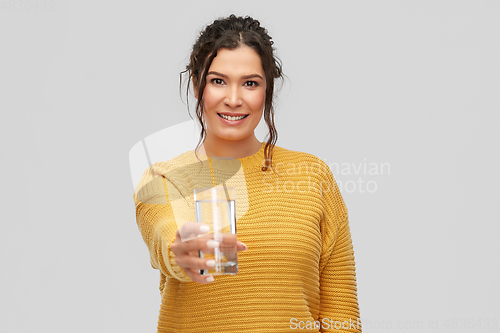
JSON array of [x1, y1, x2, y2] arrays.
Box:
[[193, 141, 268, 173]]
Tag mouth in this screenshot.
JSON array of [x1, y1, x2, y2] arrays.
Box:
[[217, 113, 249, 121]]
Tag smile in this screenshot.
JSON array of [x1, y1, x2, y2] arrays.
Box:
[[218, 113, 249, 121]]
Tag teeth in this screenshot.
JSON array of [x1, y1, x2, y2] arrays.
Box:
[[219, 114, 247, 121]]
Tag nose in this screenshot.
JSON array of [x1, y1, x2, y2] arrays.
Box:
[[224, 85, 242, 108]]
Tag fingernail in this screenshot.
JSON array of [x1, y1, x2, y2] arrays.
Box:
[[206, 240, 220, 248], [238, 241, 248, 250], [199, 224, 210, 233], [206, 260, 215, 267], [206, 275, 214, 282]]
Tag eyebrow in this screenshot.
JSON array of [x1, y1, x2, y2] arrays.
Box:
[[207, 71, 264, 80]]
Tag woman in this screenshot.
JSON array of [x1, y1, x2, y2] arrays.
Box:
[[134, 15, 362, 332]]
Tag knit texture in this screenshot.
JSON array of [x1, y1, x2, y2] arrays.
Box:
[[133, 142, 362, 332]]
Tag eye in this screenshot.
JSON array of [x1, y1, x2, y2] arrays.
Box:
[[211, 78, 224, 85], [244, 81, 258, 87]]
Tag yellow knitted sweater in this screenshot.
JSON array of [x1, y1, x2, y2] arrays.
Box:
[[133, 142, 361, 332]]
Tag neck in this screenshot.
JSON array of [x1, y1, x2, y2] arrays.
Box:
[[198, 134, 262, 159]]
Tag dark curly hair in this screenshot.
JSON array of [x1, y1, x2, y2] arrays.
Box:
[[180, 14, 284, 171]]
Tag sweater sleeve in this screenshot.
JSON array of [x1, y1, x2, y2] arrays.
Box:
[[318, 161, 362, 333], [133, 165, 192, 283]]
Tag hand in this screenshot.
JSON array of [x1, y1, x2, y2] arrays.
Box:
[[170, 221, 248, 284]]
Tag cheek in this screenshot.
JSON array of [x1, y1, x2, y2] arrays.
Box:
[[250, 90, 266, 111], [202, 86, 221, 110]]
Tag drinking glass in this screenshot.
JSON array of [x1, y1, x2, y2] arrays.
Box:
[[194, 186, 238, 275]]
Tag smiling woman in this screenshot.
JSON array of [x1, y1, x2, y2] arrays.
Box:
[[134, 14, 362, 333], [201, 46, 266, 158], [183, 15, 283, 170]]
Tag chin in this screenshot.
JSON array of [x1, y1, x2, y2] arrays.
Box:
[[212, 131, 252, 142]]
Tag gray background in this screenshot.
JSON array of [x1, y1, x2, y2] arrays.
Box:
[[1, 1, 498, 332]]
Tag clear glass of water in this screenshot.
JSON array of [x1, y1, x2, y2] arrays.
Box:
[[194, 186, 238, 275]]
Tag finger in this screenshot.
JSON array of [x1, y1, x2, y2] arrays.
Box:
[[200, 239, 247, 254], [185, 268, 214, 284], [236, 241, 248, 252], [186, 236, 217, 253], [184, 225, 210, 240], [172, 233, 212, 255], [175, 253, 217, 272], [200, 237, 223, 253], [178, 221, 210, 242]]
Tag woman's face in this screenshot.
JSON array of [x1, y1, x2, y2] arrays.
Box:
[[201, 45, 266, 145]]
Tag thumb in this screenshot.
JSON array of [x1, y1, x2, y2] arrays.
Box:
[[236, 241, 248, 251]]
